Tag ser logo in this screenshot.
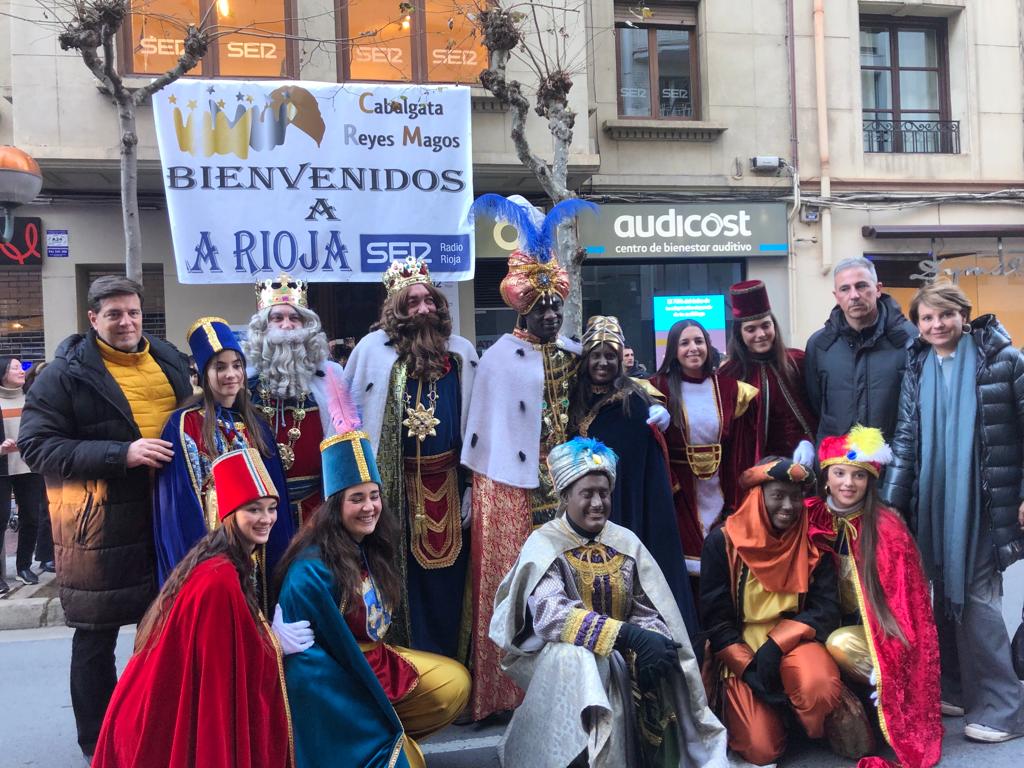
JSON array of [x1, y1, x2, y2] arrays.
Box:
[[360, 234, 470, 272], [364, 240, 433, 264]]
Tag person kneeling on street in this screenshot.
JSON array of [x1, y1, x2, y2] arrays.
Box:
[[490, 437, 728, 768], [700, 457, 873, 765]]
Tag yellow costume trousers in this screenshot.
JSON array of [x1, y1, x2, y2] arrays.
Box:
[[393, 647, 471, 768], [825, 625, 874, 684]]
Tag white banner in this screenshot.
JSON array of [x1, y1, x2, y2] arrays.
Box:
[[152, 79, 474, 283]]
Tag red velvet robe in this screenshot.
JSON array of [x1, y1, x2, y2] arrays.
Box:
[[649, 372, 754, 566], [720, 349, 817, 465], [807, 499, 942, 768], [92, 557, 293, 768]]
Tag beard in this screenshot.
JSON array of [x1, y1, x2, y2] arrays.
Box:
[[392, 313, 451, 380], [256, 327, 321, 399]]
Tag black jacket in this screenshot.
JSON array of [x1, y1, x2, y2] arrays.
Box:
[[804, 294, 917, 442], [879, 315, 1024, 571], [18, 331, 191, 629]]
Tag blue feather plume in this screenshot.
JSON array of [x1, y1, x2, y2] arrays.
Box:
[[469, 193, 544, 254], [564, 436, 617, 465], [537, 199, 599, 263], [469, 194, 599, 262]]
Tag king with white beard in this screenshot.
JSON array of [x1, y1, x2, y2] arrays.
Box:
[[244, 273, 345, 524]]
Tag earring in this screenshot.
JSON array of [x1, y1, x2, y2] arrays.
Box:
[[962, 322, 972, 334]]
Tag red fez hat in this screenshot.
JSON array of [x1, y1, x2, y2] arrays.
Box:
[[730, 280, 772, 322], [211, 448, 278, 520]]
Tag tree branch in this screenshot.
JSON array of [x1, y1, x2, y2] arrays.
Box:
[[133, 23, 209, 105]]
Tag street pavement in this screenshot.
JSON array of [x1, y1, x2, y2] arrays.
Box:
[[1, 555, 1022, 767]]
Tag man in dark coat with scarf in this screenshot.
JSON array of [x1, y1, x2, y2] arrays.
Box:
[[18, 276, 192, 761], [804, 257, 917, 442]]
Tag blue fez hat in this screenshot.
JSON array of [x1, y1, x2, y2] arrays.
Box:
[[321, 431, 382, 498], [187, 316, 244, 380]]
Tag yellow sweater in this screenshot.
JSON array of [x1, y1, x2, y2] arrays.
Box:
[[98, 337, 178, 439]]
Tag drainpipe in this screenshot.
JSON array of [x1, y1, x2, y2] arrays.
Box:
[[813, 0, 833, 276], [786, 0, 800, 341]]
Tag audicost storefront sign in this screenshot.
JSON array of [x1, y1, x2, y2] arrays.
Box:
[[577, 202, 790, 259], [153, 79, 474, 283]]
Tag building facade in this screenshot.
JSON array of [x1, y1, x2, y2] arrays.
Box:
[[1, 0, 1022, 367]]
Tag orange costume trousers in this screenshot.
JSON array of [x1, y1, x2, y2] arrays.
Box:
[[722, 641, 842, 766]]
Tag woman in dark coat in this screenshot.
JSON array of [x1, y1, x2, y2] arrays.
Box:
[[569, 316, 697, 631], [879, 280, 1024, 744]]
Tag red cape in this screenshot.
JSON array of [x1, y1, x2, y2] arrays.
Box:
[[807, 499, 942, 768], [720, 349, 817, 464], [92, 556, 293, 768]]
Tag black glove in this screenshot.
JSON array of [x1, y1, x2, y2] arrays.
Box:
[[741, 662, 787, 705], [740, 638, 785, 704], [751, 638, 784, 692], [615, 623, 681, 679]]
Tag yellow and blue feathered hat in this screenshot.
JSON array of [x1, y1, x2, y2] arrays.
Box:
[[319, 368, 381, 497], [547, 437, 618, 494], [187, 316, 244, 381]]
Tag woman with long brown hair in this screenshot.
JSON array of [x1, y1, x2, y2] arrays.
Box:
[[807, 426, 942, 768], [719, 280, 817, 467], [649, 319, 757, 576], [276, 423, 470, 768], [154, 317, 292, 608], [92, 448, 302, 768]]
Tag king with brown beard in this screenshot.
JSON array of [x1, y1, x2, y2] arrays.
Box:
[[343, 257, 479, 658]]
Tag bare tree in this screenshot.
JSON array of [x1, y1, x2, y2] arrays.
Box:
[[56, 0, 209, 285], [471, 0, 589, 333]]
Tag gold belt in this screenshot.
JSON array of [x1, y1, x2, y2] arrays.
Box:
[[685, 443, 722, 480]]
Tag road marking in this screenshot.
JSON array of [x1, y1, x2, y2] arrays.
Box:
[[421, 734, 503, 755]]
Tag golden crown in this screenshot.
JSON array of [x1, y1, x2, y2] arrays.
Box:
[[383, 256, 433, 297], [256, 273, 308, 311]]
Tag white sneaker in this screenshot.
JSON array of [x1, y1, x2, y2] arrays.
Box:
[[941, 701, 965, 717], [964, 723, 1022, 743]]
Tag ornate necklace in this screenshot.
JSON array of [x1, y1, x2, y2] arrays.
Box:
[[403, 377, 440, 442], [258, 377, 307, 470]]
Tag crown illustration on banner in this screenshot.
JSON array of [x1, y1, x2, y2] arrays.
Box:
[[383, 256, 433, 297], [256, 272, 308, 311]]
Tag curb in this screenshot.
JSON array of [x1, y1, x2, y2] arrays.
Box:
[[0, 595, 66, 630]]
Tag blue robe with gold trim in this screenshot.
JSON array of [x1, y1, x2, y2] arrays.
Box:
[[278, 549, 410, 768]]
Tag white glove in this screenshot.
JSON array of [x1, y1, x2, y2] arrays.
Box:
[[792, 440, 816, 467], [461, 487, 472, 530], [646, 403, 670, 433], [868, 667, 879, 708], [272, 604, 314, 656]]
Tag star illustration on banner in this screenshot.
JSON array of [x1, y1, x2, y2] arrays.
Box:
[[167, 94, 177, 105], [216, 99, 226, 108], [207, 85, 216, 94], [246, 95, 254, 104], [236, 91, 245, 101], [187, 99, 197, 110]]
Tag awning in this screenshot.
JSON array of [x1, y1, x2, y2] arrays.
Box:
[[862, 224, 1024, 239]]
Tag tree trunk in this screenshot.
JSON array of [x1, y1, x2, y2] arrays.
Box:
[[559, 224, 583, 337], [117, 97, 143, 286]]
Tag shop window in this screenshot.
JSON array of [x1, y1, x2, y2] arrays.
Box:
[[614, 2, 699, 119], [126, 0, 292, 78], [80, 266, 167, 341], [870, 252, 1024, 348], [0, 266, 44, 362], [860, 16, 957, 154], [341, 1, 487, 84]]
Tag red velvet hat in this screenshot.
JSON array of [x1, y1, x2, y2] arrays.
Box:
[[729, 280, 772, 322], [211, 448, 278, 520]]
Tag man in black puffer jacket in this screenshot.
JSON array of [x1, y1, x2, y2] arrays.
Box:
[[804, 257, 917, 443], [18, 277, 191, 760], [880, 283, 1024, 744]]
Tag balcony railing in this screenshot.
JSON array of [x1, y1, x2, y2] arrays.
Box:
[[863, 119, 961, 154]]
